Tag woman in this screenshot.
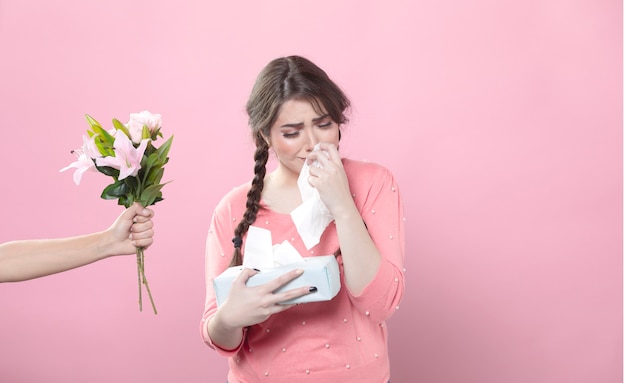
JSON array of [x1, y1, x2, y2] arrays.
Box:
[[201, 55, 405, 382]]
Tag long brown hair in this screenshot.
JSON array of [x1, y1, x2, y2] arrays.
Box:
[[229, 55, 351, 266]]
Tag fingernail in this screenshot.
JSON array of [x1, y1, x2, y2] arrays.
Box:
[[309, 286, 318, 293], [295, 269, 304, 275], [253, 268, 261, 272]]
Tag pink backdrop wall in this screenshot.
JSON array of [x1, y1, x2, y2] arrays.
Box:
[[0, 1, 621, 382]]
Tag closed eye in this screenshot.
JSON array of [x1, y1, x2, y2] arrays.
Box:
[[316, 116, 334, 129], [318, 121, 333, 128], [283, 131, 300, 138]]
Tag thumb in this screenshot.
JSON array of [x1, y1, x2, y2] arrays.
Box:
[[132, 202, 152, 216], [111, 205, 136, 227]]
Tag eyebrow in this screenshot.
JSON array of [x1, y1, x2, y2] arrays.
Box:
[[280, 114, 330, 128]]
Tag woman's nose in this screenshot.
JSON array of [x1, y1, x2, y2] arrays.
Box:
[[304, 128, 318, 152]]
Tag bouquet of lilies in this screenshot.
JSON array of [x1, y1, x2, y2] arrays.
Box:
[[61, 111, 173, 314]]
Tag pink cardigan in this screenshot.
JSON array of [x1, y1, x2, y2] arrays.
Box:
[[201, 159, 405, 383]]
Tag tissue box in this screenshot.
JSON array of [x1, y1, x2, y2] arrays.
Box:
[[213, 255, 341, 306]]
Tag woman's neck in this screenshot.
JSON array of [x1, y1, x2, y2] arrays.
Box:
[[267, 165, 299, 187], [262, 168, 302, 214]]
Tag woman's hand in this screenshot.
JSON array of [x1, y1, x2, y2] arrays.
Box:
[[305, 142, 382, 294], [207, 268, 316, 350], [216, 268, 314, 329], [305, 142, 355, 219]]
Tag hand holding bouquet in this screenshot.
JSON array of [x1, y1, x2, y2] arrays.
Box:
[[61, 111, 173, 314]]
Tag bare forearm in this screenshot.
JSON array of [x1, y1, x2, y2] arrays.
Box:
[[0, 232, 114, 282]]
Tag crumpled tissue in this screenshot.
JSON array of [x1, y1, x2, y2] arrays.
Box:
[[242, 226, 305, 270], [290, 144, 334, 249], [213, 225, 341, 306]]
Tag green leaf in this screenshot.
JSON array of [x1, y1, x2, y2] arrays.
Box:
[[155, 135, 174, 163], [95, 165, 119, 178], [145, 152, 161, 169], [122, 194, 135, 208], [124, 176, 139, 191], [151, 197, 164, 205], [101, 180, 129, 199], [145, 167, 164, 186], [138, 153, 154, 180], [118, 195, 129, 208], [139, 183, 166, 207]]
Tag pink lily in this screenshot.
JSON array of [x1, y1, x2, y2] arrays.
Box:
[[82, 134, 102, 158], [96, 132, 148, 180], [60, 135, 100, 185]]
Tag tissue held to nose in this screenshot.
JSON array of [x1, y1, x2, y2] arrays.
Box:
[[291, 144, 334, 250]]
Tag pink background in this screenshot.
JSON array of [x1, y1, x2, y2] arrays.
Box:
[[0, 0, 621, 382]]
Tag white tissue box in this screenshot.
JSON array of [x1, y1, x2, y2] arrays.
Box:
[[213, 255, 341, 306]]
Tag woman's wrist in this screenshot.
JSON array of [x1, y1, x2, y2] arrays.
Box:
[[207, 311, 245, 351], [331, 202, 362, 226]]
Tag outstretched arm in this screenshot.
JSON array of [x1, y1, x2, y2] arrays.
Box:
[[0, 203, 154, 283]]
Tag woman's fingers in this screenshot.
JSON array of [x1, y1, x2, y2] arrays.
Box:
[[131, 219, 153, 233], [233, 267, 261, 286], [270, 284, 317, 305], [221, 267, 317, 327], [246, 268, 316, 305], [259, 268, 303, 292]]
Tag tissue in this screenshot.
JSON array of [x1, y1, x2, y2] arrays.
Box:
[[290, 145, 334, 249], [242, 226, 304, 269]]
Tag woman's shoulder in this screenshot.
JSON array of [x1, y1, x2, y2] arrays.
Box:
[[342, 158, 395, 179], [214, 181, 251, 212], [342, 158, 399, 198]]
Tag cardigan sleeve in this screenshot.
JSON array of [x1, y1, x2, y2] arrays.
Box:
[[199, 188, 248, 357], [344, 162, 406, 323]]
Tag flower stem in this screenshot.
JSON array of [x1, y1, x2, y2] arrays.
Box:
[[136, 248, 143, 311], [137, 247, 158, 314]]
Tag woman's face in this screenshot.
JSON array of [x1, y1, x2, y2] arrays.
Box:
[[267, 98, 340, 177]]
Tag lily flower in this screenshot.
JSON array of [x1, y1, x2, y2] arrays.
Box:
[[60, 150, 96, 185], [82, 134, 102, 158], [60, 135, 101, 185], [96, 132, 148, 180]]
